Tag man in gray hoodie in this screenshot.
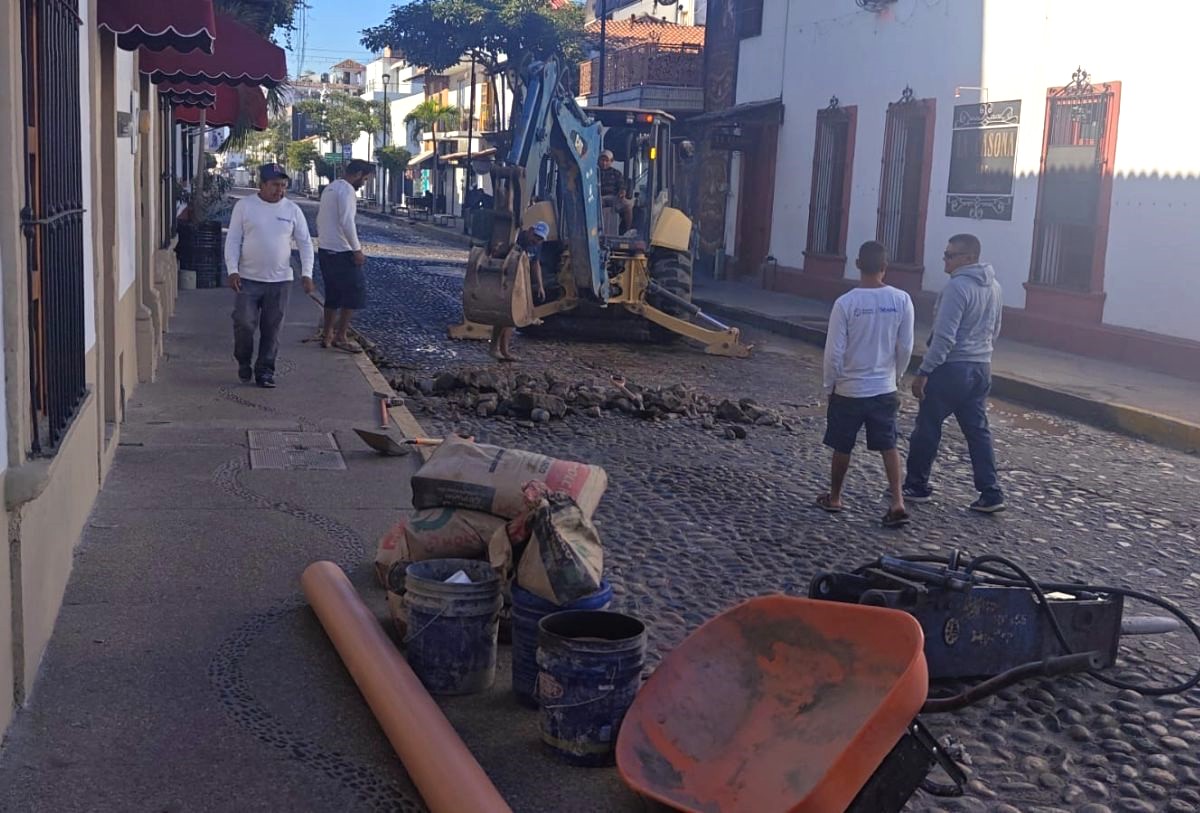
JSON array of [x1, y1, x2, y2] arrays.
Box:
[[904, 233, 1005, 512]]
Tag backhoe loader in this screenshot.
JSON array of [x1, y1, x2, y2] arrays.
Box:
[[451, 56, 750, 358]]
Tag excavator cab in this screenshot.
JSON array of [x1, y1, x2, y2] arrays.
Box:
[[594, 108, 678, 251]]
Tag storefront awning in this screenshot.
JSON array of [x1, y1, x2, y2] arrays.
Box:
[[408, 150, 436, 167], [442, 148, 498, 163], [99, 0, 216, 54], [159, 81, 218, 108], [140, 11, 287, 87], [175, 85, 268, 130], [682, 98, 784, 127]]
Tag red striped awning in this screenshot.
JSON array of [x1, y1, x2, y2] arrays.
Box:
[[99, 0, 216, 54], [175, 85, 268, 130], [141, 11, 287, 87]]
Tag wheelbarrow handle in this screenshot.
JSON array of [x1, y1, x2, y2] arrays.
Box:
[[922, 650, 1104, 714]]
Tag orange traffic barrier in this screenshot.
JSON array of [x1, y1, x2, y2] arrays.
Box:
[[301, 561, 512, 813], [616, 596, 928, 813]]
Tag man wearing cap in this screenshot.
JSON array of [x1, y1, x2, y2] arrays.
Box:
[[316, 158, 376, 353], [490, 221, 548, 362], [599, 150, 633, 234], [224, 163, 315, 388]]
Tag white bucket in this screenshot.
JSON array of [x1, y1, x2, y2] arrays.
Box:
[[179, 269, 197, 290]]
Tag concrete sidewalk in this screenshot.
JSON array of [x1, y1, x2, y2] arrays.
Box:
[[0, 284, 634, 812], [0, 285, 427, 811], [696, 278, 1200, 453]]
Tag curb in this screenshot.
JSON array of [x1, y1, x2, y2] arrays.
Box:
[[696, 297, 1200, 455], [302, 294, 434, 461]]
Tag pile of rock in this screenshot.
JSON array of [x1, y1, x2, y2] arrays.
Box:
[[388, 368, 795, 437]]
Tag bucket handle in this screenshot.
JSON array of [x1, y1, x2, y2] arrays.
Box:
[[541, 669, 619, 710], [403, 607, 447, 645]]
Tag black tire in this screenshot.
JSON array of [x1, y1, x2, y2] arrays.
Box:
[[648, 251, 693, 317]]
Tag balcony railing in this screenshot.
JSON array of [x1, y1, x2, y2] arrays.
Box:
[[579, 43, 704, 98]]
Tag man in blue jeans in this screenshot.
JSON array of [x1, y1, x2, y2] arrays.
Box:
[[904, 233, 1005, 513]]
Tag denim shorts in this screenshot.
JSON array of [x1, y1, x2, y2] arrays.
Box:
[[319, 249, 366, 310], [823, 391, 900, 453]]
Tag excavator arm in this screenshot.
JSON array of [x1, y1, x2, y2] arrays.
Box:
[[496, 56, 606, 300]]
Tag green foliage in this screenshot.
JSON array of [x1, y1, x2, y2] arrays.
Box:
[[214, 0, 305, 45], [376, 145, 413, 172], [361, 0, 587, 75], [296, 93, 382, 150], [285, 139, 320, 173], [404, 98, 461, 141], [314, 156, 338, 182]]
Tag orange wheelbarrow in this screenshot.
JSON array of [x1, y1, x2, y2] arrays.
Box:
[[616, 596, 1100, 813]]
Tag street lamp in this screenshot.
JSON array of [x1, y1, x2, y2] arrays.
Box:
[[381, 72, 391, 212]]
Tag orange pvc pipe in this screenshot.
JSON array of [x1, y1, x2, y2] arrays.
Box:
[[301, 561, 513, 813]]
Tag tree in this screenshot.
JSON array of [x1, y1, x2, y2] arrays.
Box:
[[214, 0, 304, 45], [405, 99, 461, 212], [295, 93, 381, 151], [249, 115, 292, 162], [286, 140, 320, 173], [314, 156, 338, 183], [361, 0, 587, 79], [376, 144, 413, 173]]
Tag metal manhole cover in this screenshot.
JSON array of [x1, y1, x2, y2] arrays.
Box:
[[246, 431, 346, 471]]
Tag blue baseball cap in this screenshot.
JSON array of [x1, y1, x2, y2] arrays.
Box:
[[259, 162, 289, 181], [532, 221, 550, 239]]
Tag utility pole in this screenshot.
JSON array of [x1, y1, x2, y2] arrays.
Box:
[[464, 55, 476, 235], [598, 0, 607, 106], [381, 72, 391, 212]]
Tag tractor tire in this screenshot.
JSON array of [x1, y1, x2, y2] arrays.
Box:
[[648, 251, 694, 317]]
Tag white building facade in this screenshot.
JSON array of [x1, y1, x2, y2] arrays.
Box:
[[722, 0, 1200, 378]]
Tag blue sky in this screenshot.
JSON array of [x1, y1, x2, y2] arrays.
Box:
[[286, 1, 396, 77]]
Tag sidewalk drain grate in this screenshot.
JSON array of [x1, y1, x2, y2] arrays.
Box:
[[246, 430, 346, 471]]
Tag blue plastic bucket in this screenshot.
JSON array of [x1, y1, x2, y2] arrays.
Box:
[[403, 558, 502, 695], [511, 581, 613, 707], [536, 610, 647, 766]]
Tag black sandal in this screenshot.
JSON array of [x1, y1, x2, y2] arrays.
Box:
[[816, 494, 844, 513], [882, 508, 911, 528]]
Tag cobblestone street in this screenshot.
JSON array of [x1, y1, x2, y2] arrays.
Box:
[[321, 205, 1200, 812]]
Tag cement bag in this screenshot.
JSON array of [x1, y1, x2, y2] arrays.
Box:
[[373, 507, 506, 586], [487, 483, 546, 579], [411, 437, 608, 519], [516, 493, 604, 605]]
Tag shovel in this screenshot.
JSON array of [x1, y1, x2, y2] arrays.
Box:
[[353, 428, 445, 457]]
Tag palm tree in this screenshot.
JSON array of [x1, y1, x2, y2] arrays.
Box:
[[405, 99, 461, 213]]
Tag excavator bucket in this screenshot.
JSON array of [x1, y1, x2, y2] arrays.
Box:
[[616, 596, 928, 813], [461, 245, 536, 329]]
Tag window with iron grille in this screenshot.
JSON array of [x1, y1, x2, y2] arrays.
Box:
[[806, 102, 855, 258], [736, 0, 763, 38], [1029, 71, 1119, 293], [877, 91, 935, 267], [20, 0, 88, 454], [159, 98, 176, 247]]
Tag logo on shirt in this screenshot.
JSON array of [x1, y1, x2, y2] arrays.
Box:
[[853, 305, 899, 317], [275, 216, 292, 224]]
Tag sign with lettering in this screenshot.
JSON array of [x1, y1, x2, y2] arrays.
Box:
[[946, 100, 1020, 221]]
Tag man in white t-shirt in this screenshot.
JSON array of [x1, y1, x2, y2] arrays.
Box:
[[225, 163, 315, 388], [818, 240, 915, 527], [316, 159, 375, 353]]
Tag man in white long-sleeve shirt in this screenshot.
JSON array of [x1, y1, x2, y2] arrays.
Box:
[[316, 159, 375, 352], [225, 163, 315, 388], [818, 240, 915, 527]]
